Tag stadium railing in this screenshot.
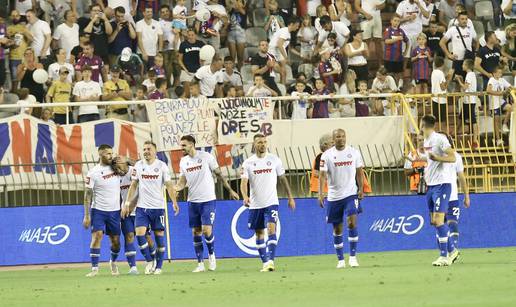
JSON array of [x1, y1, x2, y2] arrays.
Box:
[[0, 91, 514, 207]]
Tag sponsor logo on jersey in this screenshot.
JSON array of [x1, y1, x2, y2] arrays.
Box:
[[142, 174, 160, 180], [186, 165, 203, 172], [18, 224, 71, 245], [253, 168, 272, 174], [334, 161, 353, 167], [369, 214, 424, 235], [120, 184, 131, 190], [102, 173, 116, 180], [231, 206, 281, 255]]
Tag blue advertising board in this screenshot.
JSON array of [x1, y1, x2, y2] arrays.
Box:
[[1, 193, 515, 266]]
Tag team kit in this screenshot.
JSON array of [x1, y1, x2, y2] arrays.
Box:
[[83, 115, 466, 276]]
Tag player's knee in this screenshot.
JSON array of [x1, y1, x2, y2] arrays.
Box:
[[267, 224, 276, 235], [126, 232, 135, 243], [201, 226, 212, 236], [333, 223, 343, 235], [255, 229, 265, 240], [192, 227, 202, 236]]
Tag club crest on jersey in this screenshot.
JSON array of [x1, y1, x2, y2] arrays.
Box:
[[154, 168, 159, 172], [131, 169, 136, 176], [267, 161, 271, 166], [198, 159, 202, 163], [347, 154, 352, 158]]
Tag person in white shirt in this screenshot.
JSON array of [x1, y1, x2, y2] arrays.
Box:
[[217, 56, 244, 95], [316, 15, 350, 53], [47, 48, 75, 83], [72, 65, 102, 123], [354, 0, 385, 62], [52, 10, 79, 61], [174, 135, 239, 273], [318, 129, 365, 269], [502, 0, 516, 22], [454, 59, 479, 148], [430, 57, 454, 124], [159, 5, 181, 86], [291, 81, 311, 119], [268, 17, 301, 84], [247, 74, 278, 97], [486, 65, 513, 146], [194, 54, 224, 97], [136, 7, 163, 68], [26, 9, 52, 59], [419, 115, 458, 266], [371, 66, 399, 115], [446, 4, 475, 33], [122, 141, 179, 275], [82, 144, 122, 277], [396, 0, 429, 58], [240, 133, 295, 272], [439, 11, 478, 78]]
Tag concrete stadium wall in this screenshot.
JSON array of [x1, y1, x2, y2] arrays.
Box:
[[1, 193, 515, 266]]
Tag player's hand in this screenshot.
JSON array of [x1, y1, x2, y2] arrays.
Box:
[[464, 195, 471, 208], [288, 197, 296, 211], [358, 190, 365, 200], [365, 13, 373, 20], [318, 194, 325, 208], [229, 190, 240, 200], [243, 197, 250, 207], [173, 201, 180, 216], [428, 152, 438, 161], [82, 215, 91, 229]]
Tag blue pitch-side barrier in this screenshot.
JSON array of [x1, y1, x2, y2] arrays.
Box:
[[1, 193, 515, 266]]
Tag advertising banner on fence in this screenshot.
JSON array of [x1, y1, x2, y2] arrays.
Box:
[[146, 98, 217, 151], [217, 97, 274, 144], [1, 193, 514, 266]]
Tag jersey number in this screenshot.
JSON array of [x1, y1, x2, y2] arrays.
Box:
[[354, 199, 359, 209], [271, 210, 279, 223], [210, 212, 216, 224], [452, 207, 460, 218], [435, 198, 441, 211]]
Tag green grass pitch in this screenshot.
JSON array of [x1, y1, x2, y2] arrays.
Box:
[[1, 248, 515, 307]]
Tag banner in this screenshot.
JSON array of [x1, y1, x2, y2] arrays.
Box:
[[146, 98, 217, 151], [1, 193, 515, 265], [217, 97, 274, 144]]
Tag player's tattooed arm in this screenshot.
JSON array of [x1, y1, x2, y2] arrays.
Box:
[[213, 168, 239, 200], [165, 181, 180, 216], [318, 170, 327, 208], [174, 176, 187, 192], [356, 167, 365, 200], [279, 175, 295, 210], [122, 180, 139, 217], [82, 188, 93, 229], [240, 178, 250, 207]]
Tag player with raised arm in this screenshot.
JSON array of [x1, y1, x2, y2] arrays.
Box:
[[420, 115, 457, 266], [442, 134, 470, 262], [82, 144, 122, 277], [121, 141, 179, 275], [174, 135, 240, 273], [318, 129, 364, 269], [240, 134, 296, 272]]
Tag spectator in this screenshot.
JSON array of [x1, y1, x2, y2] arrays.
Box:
[[136, 7, 163, 69], [329, 0, 352, 26], [178, 29, 205, 94], [0, 18, 8, 88], [287, 72, 313, 94], [224, 84, 238, 98], [411, 33, 432, 95], [251, 40, 281, 95], [117, 47, 144, 84], [430, 57, 454, 124], [355, 0, 386, 63], [148, 77, 168, 99], [137, 0, 160, 20], [103, 65, 132, 120], [246, 74, 278, 97], [337, 69, 357, 117], [79, 3, 113, 64], [502, 0, 516, 26], [16, 88, 33, 115], [438, 0, 459, 28], [197, 3, 227, 51], [297, 14, 317, 61], [159, 5, 181, 86], [218, 56, 244, 96], [46, 66, 73, 124], [447, 4, 475, 32], [424, 21, 444, 58], [371, 66, 399, 115], [16, 48, 45, 106], [75, 42, 105, 83], [455, 59, 479, 148], [172, 0, 189, 30], [150, 53, 166, 79], [48, 48, 75, 83], [143, 69, 158, 92], [440, 11, 478, 79], [15, 0, 35, 21], [309, 133, 333, 195], [475, 31, 502, 90], [486, 65, 513, 147], [268, 17, 301, 84], [7, 9, 31, 90], [73, 65, 102, 123], [132, 85, 148, 122], [108, 6, 137, 66], [26, 9, 52, 61], [502, 24, 516, 73], [311, 78, 331, 118], [194, 54, 224, 98], [52, 10, 79, 61], [264, 0, 285, 39], [316, 15, 350, 54], [383, 14, 408, 87], [314, 4, 329, 33], [40, 108, 54, 123], [189, 81, 206, 99], [318, 47, 341, 92], [70, 32, 89, 64], [290, 81, 311, 119], [403, 135, 427, 194], [354, 80, 370, 117], [227, 0, 247, 70], [345, 29, 369, 83]]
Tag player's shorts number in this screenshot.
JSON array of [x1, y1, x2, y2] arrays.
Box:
[[435, 198, 441, 211], [354, 199, 359, 209], [452, 207, 460, 219], [271, 210, 278, 223], [210, 212, 216, 224], [160, 215, 165, 227]]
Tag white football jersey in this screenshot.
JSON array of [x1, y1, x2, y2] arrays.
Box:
[[86, 164, 121, 212], [120, 166, 136, 216], [319, 146, 364, 201], [423, 131, 453, 186], [449, 152, 464, 202], [241, 153, 285, 209], [131, 159, 172, 209], [179, 151, 218, 203]]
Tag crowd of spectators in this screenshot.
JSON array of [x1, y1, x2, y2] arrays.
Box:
[[0, 0, 514, 136]]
